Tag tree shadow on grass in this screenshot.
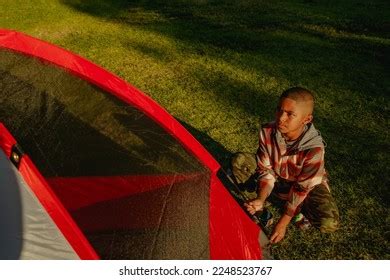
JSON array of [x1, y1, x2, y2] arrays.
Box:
[[60, 0, 390, 36], [61, 0, 389, 99]]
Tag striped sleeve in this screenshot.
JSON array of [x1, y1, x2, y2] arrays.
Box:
[[256, 129, 276, 198], [285, 147, 325, 216]]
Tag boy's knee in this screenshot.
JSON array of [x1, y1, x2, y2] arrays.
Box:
[[231, 152, 257, 184], [315, 204, 340, 233], [303, 184, 340, 233], [318, 216, 340, 233]]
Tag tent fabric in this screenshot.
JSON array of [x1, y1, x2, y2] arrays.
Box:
[[46, 174, 203, 211], [209, 176, 262, 259], [0, 29, 262, 259], [0, 151, 78, 259], [0, 150, 79, 260], [0, 123, 98, 259], [0, 147, 78, 259], [0, 29, 218, 170]]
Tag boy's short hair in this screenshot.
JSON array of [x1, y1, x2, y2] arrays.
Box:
[[280, 87, 314, 114]]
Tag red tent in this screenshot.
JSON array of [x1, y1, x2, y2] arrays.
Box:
[[0, 29, 265, 260]]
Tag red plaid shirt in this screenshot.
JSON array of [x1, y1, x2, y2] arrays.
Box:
[[257, 122, 329, 216]]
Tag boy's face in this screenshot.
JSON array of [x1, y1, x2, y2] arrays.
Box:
[[275, 97, 313, 140]]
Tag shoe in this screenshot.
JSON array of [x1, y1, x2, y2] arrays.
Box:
[[293, 213, 311, 230], [255, 208, 274, 228]]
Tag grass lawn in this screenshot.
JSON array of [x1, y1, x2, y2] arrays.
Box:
[[1, 0, 389, 259]]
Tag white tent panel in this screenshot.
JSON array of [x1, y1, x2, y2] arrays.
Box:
[[0, 150, 79, 259]]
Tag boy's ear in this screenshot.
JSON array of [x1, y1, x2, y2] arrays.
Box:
[[303, 114, 313, 124]]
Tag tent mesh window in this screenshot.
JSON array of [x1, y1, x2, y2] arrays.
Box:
[[0, 49, 211, 259]]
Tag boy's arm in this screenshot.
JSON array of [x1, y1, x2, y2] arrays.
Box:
[[246, 129, 276, 213], [270, 147, 325, 244], [284, 147, 325, 217], [257, 128, 277, 197]]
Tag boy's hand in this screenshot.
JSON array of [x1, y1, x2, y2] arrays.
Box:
[[244, 198, 264, 215], [270, 214, 292, 243], [270, 222, 287, 243]]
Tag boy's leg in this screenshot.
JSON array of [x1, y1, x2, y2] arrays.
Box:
[[301, 184, 340, 233]]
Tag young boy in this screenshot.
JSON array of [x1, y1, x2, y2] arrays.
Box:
[[232, 87, 339, 244]]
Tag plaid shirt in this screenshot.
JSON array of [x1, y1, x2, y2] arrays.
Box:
[[257, 122, 328, 216]]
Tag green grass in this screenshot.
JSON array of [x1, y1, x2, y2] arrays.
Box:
[[1, 0, 389, 259]]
